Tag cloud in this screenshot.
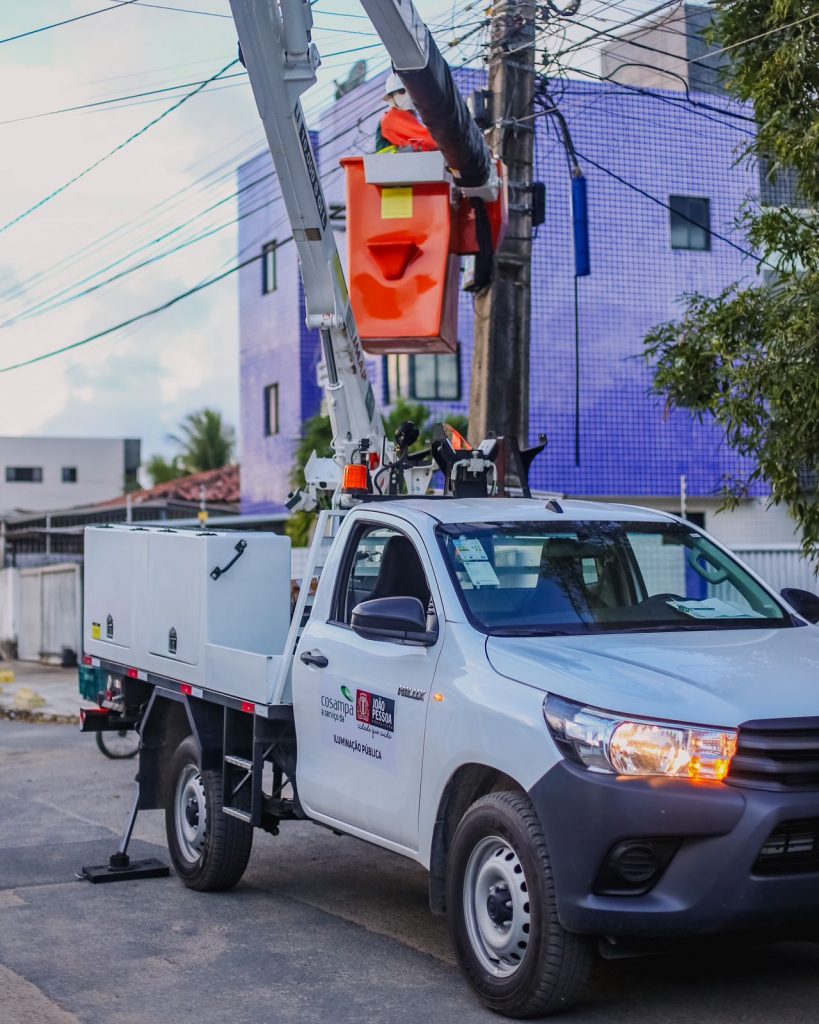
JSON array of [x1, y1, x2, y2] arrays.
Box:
[[0, 1, 251, 460]]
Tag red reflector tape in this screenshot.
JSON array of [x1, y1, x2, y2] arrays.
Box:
[[241, 701, 255, 714], [180, 684, 192, 696]]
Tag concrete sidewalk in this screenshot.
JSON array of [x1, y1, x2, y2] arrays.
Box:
[[0, 661, 94, 722]]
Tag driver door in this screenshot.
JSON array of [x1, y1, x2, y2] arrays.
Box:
[[293, 521, 443, 852]]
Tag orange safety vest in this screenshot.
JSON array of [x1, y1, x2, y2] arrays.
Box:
[[379, 108, 437, 152]]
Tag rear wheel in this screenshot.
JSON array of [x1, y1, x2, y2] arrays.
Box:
[[165, 736, 253, 891], [446, 791, 594, 1018]]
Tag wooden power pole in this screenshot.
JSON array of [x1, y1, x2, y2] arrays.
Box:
[[469, 0, 536, 446]]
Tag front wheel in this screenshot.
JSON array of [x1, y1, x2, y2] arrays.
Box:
[[446, 791, 593, 1018], [164, 736, 253, 891]]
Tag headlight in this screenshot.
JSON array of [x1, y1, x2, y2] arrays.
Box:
[[543, 695, 737, 781]]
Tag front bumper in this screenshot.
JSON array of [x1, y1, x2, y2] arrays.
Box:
[[529, 761, 819, 939]]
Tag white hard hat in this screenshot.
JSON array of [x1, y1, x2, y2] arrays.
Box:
[[384, 71, 405, 99]]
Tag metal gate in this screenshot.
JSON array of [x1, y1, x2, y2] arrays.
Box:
[[17, 564, 81, 663], [732, 545, 819, 594]]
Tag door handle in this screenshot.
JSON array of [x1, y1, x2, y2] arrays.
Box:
[[300, 650, 328, 669]]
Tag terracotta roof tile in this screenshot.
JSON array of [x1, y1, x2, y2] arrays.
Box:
[[94, 464, 240, 509]]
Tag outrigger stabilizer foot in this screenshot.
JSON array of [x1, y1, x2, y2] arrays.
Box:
[[79, 782, 170, 884]]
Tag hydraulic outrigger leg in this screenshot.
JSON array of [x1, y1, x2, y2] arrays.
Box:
[[79, 779, 169, 884]]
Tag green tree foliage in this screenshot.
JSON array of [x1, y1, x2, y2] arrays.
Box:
[[170, 408, 236, 473], [145, 454, 183, 486], [643, 1, 819, 559], [286, 399, 469, 547], [146, 409, 236, 486]]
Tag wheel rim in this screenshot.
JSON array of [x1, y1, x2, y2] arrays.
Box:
[[174, 763, 207, 864], [462, 835, 532, 978]]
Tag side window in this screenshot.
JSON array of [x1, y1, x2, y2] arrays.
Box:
[[335, 525, 431, 625]]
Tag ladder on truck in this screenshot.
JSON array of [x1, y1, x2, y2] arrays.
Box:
[[222, 510, 346, 828]]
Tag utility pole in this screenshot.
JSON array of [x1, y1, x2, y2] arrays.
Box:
[[469, 0, 536, 446]]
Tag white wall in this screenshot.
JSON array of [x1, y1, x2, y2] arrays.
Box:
[[595, 496, 801, 548], [0, 567, 19, 658], [0, 437, 127, 514], [734, 546, 818, 595]]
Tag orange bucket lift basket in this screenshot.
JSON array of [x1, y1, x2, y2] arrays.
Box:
[[341, 151, 507, 355]]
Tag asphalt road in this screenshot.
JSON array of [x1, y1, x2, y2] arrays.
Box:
[[2, 720, 819, 1024]]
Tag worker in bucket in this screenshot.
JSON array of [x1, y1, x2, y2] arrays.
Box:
[[376, 71, 437, 153]]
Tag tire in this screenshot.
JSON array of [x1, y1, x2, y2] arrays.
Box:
[[95, 728, 139, 760], [164, 736, 253, 891], [446, 791, 594, 1018]]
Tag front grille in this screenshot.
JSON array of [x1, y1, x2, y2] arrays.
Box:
[[728, 717, 819, 791], [754, 818, 819, 875]]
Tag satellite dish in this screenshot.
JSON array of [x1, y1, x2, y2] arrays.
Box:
[[334, 60, 367, 100]]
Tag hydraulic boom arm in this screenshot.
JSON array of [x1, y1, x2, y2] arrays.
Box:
[[229, 0, 382, 509], [228, 0, 496, 508]]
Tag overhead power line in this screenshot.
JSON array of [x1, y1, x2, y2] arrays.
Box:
[[0, 126, 266, 303], [706, 8, 819, 60], [114, 1, 231, 16], [0, 3, 486, 362], [0, 72, 247, 127], [554, 0, 681, 59], [0, 57, 240, 238], [0, 248, 273, 375], [0, 0, 479, 304], [0, 171, 280, 328], [571, 147, 774, 269], [0, 1, 137, 46]]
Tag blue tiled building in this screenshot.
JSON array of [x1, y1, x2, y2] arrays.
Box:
[[237, 73, 795, 545]]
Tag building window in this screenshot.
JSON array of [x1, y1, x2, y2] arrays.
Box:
[[264, 383, 280, 436], [6, 466, 43, 483], [669, 196, 711, 251], [758, 156, 801, 208], [262, 241, 277, 293], [62, 467, 78, 483], [409, 349, 460, 401]]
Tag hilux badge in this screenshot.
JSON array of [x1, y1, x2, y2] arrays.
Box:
[[398, 687, 426, 701]]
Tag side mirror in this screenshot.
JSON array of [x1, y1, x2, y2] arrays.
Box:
[[781, 587, 819, 625], [351, 596, 437, 646]]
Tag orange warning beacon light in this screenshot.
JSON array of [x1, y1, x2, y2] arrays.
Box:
[[443, 423, 471, 451], [342, 463, 369, 494], [341, 152, 507, 356]]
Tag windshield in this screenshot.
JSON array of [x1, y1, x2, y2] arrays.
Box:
[[437, 520, 790, 636]]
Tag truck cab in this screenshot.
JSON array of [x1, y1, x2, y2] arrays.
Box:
[[298, 496, 819, 1007]]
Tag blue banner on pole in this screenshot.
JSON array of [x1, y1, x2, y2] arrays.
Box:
[[572, 173, 590, 277]]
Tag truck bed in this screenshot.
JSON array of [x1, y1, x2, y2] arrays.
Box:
[[83, 525, 292, 705]]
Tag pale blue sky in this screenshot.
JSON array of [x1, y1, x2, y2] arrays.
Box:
[[0, 0, 662, 474]]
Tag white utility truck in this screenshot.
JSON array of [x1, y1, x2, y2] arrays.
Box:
[[79, 0, 819, 1018]]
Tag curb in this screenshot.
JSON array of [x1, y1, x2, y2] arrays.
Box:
[[0, 707, 80, 725]]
